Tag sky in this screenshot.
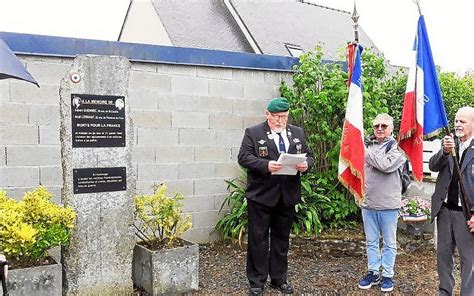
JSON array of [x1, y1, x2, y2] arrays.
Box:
[[0, 0, 129, 41], [309, 0, 474, 74], [0, 0, 473, 74]]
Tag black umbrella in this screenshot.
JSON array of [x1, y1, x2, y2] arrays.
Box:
[[0, 39, 38, 86]]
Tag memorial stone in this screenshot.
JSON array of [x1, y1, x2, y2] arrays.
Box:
[[59, 55, 135, 295]]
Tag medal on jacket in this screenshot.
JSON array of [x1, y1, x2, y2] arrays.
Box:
[[296, 144, 302, 154], [259, 146, 268, 157]]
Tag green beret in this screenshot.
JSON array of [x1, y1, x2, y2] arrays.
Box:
[[267, 97, 290, 113]]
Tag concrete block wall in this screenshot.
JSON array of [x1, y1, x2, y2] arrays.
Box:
[[0, 55, 293, 242], [0, 58, 70, 203]]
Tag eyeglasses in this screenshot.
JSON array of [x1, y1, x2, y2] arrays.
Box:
[[270, 113, 289, 120], [373, 123, 389, 130]]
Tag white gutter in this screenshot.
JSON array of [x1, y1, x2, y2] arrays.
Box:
[[224, 0, 263, 54]]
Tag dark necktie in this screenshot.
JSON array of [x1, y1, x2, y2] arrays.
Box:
[[277, 132, 286, 153], [447, 148, 466, 207]]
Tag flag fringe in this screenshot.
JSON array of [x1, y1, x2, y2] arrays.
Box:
[[397, 127, 416, 142], [423, 127, 444, 140], [340, 155, 364, 180], [338, 174, 364, 203], [396, 146, 424, 183], [339, 156, 365, 201]]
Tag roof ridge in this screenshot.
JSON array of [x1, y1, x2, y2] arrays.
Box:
[[299, 0, 351, 14]]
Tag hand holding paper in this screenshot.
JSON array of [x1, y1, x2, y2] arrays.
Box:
[[271, 153, 307, 175]]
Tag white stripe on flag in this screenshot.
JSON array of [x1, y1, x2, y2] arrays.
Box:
[[416, 66, 424, 129], [345, 83, 364, 133]]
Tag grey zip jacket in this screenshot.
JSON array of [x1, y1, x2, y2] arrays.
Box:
[[360, 135, 406, 210]]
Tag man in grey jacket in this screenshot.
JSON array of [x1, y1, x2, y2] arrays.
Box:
[[357, 113, 406, 293]]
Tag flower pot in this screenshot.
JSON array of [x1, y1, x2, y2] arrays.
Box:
[[132, 240, 199, 295], [7, 259, 62, 296]]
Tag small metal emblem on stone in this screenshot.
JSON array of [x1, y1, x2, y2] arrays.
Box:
[[70, 73, 81, 83]]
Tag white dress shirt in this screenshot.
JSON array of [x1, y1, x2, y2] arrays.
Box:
[[271, 129, 290, 153]]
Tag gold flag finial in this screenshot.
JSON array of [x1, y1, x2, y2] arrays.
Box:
[[413, 0, 422, 15], [351, 1, 360, 42]]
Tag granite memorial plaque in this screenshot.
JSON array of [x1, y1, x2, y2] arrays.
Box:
[[73, 167, 126, 194], [71, 94, 126, 148]]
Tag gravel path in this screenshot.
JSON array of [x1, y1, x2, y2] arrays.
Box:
[[192, 228, 453, 295]]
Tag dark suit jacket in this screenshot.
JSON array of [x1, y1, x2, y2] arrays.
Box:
[[238, 121, 315, 207], [429, 139, 474, 222]]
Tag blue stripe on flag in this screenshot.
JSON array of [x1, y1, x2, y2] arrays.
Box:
[[417, 16, 449, 136], [351, 45, 363, 89]]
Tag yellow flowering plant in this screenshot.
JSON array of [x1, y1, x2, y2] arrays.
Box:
[[134, 184, 191, 249], [0, 187, 76, 267]]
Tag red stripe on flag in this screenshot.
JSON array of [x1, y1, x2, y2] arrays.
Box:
[[398, 123, 423, 181], [339, 120, 365, 201], [398, 91, 416, 139], [339, 168, 363, 197], [347, 43, 356, 87], [398, 91, 424, 181]]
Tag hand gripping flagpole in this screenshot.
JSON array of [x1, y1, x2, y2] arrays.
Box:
[[413, 0, 472, 221]]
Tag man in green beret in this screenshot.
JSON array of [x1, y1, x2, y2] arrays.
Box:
[[238, 97, 315, 295]]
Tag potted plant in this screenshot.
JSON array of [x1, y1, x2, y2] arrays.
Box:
[[400, 196, 431, 222], [132, 184, 198, 295], [0, 187, 76, 295]]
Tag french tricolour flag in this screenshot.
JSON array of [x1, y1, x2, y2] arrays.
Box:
[[398, 15, 448, 182], [338, 44, 365, 202]]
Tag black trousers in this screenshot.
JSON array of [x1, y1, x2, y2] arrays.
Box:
[[246, 198, 295, 288], [0, 264, 7, 296]]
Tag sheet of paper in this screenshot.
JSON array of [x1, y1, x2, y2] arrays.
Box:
[[272, 153, 307, 175]]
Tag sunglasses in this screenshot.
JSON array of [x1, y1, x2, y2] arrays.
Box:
[[373, 124, 389, 129]]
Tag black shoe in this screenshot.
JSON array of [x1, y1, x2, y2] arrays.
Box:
[[249, 286, 264, 296], [270, 282, 294, 294]]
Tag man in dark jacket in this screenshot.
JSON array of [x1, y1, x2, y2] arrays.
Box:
[[429, 106, 474, 296], [238, 97, 314, 296]]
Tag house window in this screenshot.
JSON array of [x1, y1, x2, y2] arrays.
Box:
[[285, 44, 305, 57]]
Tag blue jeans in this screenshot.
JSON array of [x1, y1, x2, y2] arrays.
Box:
[[362, 208, 399, 278]]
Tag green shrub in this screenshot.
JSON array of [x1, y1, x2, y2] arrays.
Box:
[[134, 184, 192, 249], [0, 187, 76, 266], [293, 175, 324, 236], [214, 169, 248, 245], [438, 72, 474, 126]]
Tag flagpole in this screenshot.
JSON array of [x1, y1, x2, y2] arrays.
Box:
[[443, 126, 472, 220], [347, 2, 359, 88], [351, 1, 359, 44], [450, 136, 473, 220], [351, 2, 360, 74], [413, 0, 422, 15], [413, 0, 472, 220]]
